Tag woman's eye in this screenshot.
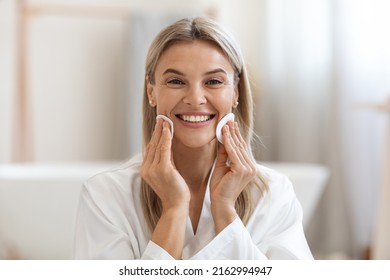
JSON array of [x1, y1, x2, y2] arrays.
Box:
[[206, 79, 223, 86], [167, 79, 184, 86]]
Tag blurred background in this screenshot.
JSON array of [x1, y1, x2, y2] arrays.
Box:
[[0, 0, 389, 260]]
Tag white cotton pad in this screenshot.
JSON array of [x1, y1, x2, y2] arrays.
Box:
[[156, 115, 174, 136], [216, 113, 235, 144]]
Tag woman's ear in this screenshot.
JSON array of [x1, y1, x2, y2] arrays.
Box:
[[146, 75, 156, 107]]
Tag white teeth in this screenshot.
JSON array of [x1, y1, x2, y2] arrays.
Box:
[[180, 115, 212, 123]]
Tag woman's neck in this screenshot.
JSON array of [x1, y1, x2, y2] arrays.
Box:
[[172, 139, 217, 190]]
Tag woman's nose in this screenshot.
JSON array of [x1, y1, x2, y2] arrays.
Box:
[[183, 85, 207, 106]]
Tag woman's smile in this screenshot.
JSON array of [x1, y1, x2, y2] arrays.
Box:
[[175, 112, 216, 129], [177, 114, 214, 123]]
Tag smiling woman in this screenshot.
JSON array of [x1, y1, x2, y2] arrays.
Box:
[[73, 17, 313, 260], [147, 40, 237, 149]]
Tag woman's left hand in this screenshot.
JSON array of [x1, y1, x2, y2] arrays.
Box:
[[210, 121, 257, 233]]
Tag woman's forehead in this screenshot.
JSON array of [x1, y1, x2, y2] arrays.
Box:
[[155, 40, 234, 75]]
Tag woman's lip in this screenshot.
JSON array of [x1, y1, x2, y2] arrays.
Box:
[[174, 115, 215, 128], [175, 112, 216, 116]]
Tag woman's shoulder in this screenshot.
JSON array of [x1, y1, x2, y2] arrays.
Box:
[[83, 153, 143, 194], [255, 162, 295, 197], [78, 154, 146, 231]]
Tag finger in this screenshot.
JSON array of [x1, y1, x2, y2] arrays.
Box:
[[233, 121, 246, 145], [215, 140, 229, 168], [151, 118, 163, 145], [222, 124, 245, 167], [226, 121, 249, 166], [229, 121, 251, 166], [231, 122, 257, 173], [158, 121, 172, 164], [152, 121, 166, 165], [145, 118, 163, 166], [229, 121, 242, 146]]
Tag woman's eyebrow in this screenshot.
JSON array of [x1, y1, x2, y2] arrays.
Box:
[[162, 68, 229, 76], [162, 68, 185, 76], [204, 68, 228, 75]]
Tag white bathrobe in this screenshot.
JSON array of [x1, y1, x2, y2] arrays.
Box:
[[73, 154, 313, 260]]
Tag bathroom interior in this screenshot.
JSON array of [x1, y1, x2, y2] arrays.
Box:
[[0, 0, 389, 260]]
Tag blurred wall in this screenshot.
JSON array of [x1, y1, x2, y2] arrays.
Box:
[[0, 0, 263, 163], [0, 0, 16, 163]]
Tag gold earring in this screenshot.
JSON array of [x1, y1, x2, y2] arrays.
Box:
[[233, 101, 239, 108], [149, 100, 155, 106]]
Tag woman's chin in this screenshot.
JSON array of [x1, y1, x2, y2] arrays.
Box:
[[173, 135, 217, 149]]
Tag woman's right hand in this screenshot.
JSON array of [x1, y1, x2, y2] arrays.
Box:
[[140, 118, 190, 211], [140, 118, 190, 259]]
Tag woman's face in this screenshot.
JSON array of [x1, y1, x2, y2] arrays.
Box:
[[147, 40, 238, 148]]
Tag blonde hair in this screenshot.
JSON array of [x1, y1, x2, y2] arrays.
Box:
[[141, 17, 268, 231]]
